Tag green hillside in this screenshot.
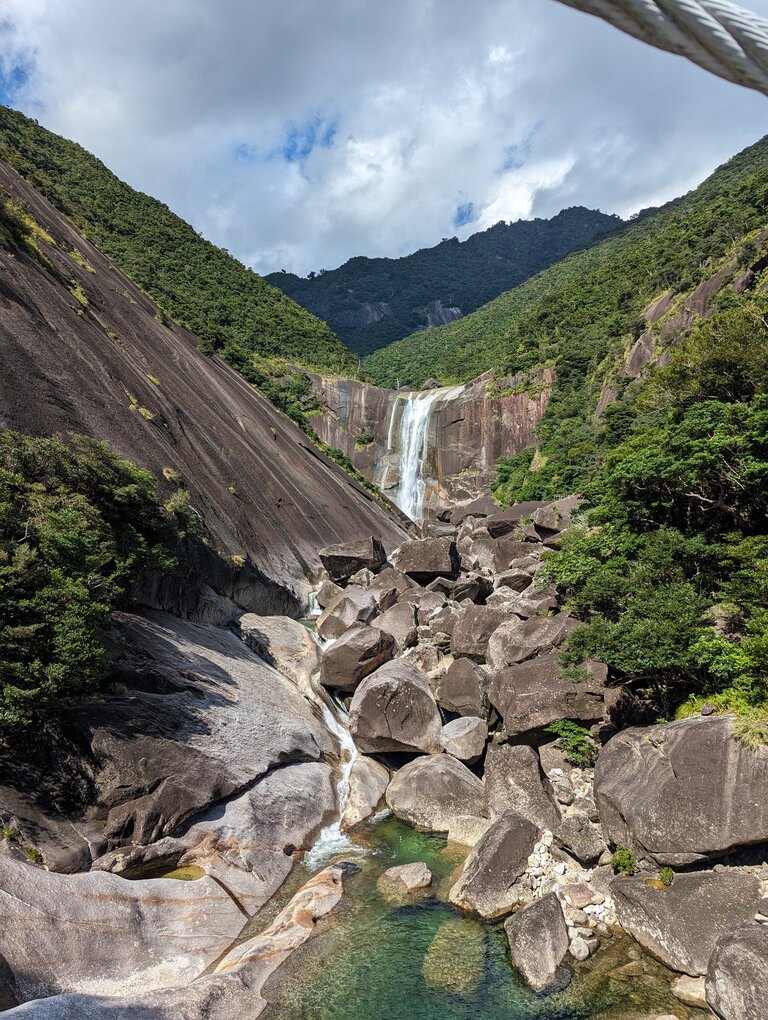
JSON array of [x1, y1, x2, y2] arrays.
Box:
[[266, 207, 621, 356], [366, 136, 768, 391], [0, 105, 355, 376]]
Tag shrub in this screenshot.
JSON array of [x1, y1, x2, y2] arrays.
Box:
[[544, 719, 598, 767], [611, 845, 636, 876], [659, 866, 674, 886]]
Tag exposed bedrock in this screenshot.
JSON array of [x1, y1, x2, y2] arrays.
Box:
[[706, 925, 768, 1019], [0, 161, 405, 616], [310, 367, 553, 515]]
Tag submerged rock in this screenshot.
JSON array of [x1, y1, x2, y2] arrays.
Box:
[[612, 871, 761, 975], [504, 892, 571, 992], [377, 862, 432, 899], [386, 755, 487, 833], [422, 916, 486, 996], [348, 659, 442, 754], [595, 715, 768, 866], [449, 812, 538, 918]]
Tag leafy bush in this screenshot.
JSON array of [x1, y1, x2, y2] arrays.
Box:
[[544, 719, 598, 767], [0, 431, 178, 728], [611, 845, 636, 876], [659, 867, 674, 886]]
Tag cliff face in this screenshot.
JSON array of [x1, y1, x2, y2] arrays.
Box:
[[0, 161, 406, 615], [311, 369, 553, 515]]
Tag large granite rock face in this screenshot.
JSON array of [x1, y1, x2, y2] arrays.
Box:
[[612, 871, 762, 975], [0, 161, 405, 618], [595, 715, 768, 866], [319, 537, 387, 582], [319, 624, 395, 692], [504, 893, 571, 993], [0, 611, 335, 873], [386, 755, 487, 832], [706, 925, 768, 1020], [348, 660, 442, 754], [391, 538, 460, 583], [449, 812, 538, 918], [238, 613, 320, 694], [450, 605, 509, 663], [488, 653, 605, 738], [5, 863, 356, 1018], [0, 855, 246, 1002], [437, 658, 488, 717], [484, 743, 560, 831], [486, 615, 580, 670]]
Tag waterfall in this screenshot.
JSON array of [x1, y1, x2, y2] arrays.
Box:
[[388, 385, 465, 521]]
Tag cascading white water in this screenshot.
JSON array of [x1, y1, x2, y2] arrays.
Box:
[[389, 385, 465, 521]]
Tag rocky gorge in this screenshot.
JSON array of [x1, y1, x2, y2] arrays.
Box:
[[1, 491, 764, 1018]]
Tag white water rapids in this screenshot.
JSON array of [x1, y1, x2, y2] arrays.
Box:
[[387, 385, 465, 521]]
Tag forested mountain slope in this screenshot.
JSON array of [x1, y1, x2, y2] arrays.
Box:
[[0, 105, 356, 376], [267, 207, 620, 355]]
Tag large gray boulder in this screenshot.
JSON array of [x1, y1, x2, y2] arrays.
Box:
[[612, 871, 761, 976], [484, 743, 561, 831], [450, 605, 509, 663], [436, 658, 488, 718], [371, 600, 418, 649], [343, 756, 390, 830], [440, 717, 488, 763], [484, 503, 549, 539], [316, 587, 378, 640], [504, 892, 571, 992], [319, 536, 387, 582], [386, 755, 487, 833], [488, 652, 605, 738], [461, 535, 531, 573], [4, 863, 355, 1019], [449, 812, 538, 918], [348, 660, 442, 754], [554, 814, 606, 866], [391, 538, 460, 583], [318, 623, 395, 692], [0, 855, 246, 1003], [238, 613, 319, 694], [486, 615, 580, 670], [706, 925, 768, 1020], [595, 715, 768, 866]]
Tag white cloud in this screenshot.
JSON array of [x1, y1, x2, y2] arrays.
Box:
[[1, 0, 768, 276]]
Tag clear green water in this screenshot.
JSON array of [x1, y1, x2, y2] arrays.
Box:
[[263, 817, 708, 1020]]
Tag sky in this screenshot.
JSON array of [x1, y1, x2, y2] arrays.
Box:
[[1, 0, 767, 278]]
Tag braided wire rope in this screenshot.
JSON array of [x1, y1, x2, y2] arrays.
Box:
[[554, 0, 768, 95]]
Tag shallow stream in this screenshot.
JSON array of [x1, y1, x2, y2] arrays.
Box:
[[260, 816, 710, 1020]]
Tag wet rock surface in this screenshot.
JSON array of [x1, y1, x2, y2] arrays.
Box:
[[504, 892, 571, 992]]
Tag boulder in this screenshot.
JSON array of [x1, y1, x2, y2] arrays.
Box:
[[386, 755, 487, 832], [428, 603, 462, 638], [440, 717, 488, 763], [316, 587, 378, 640], [671, 975, 708, 1008], [451, 605, 509, 663], [319, 536, 387, 583], [318, 623, 395, 692], [436, 658, 488, 717], [342, 756, 390, 830], [484, 743, 561, 831], [504, 892, 571, 992], [494, 568, 534, 593], [0, 855, 246, 1003], [611, 871, 761, 975], [316, 577, 343, 608], [488, 653, 605, 738], [377, 861, 432, 898], [461, 535, 531, 573], [427, 575, 488, 603], [422, 916, 486, 996], [484, 502, 549, 539], [238, 613, 319, 694], [399, 588, 447, 623], [530, 495, 582, 535], [7, 863, 355, 1018], [595, 715, 768, 866], [391, 538, 460, 584], [554, 814, 606, 866], [706, 924, 768, 1019], [447, 815, 493, 847], [371, 600, 418, 649], [348, 660, 442, 754], [449, 812, 538, 918], [486, 615, 580, 670]]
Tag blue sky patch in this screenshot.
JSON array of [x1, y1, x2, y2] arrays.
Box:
[[501, 123, 541, 173], [453, 201, 475, 228], [0, 60, 31, 109], [234, 108, 339, 166]]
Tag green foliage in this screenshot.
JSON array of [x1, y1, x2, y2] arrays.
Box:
[[544, 719, 598, 767], [0, 431, 178, 728], [355, 427, 375, 449], [268, 208, 621, 356], [659, 867, 674, 886], [611, 845, 636, 877], [0, 106, 354, 377]]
